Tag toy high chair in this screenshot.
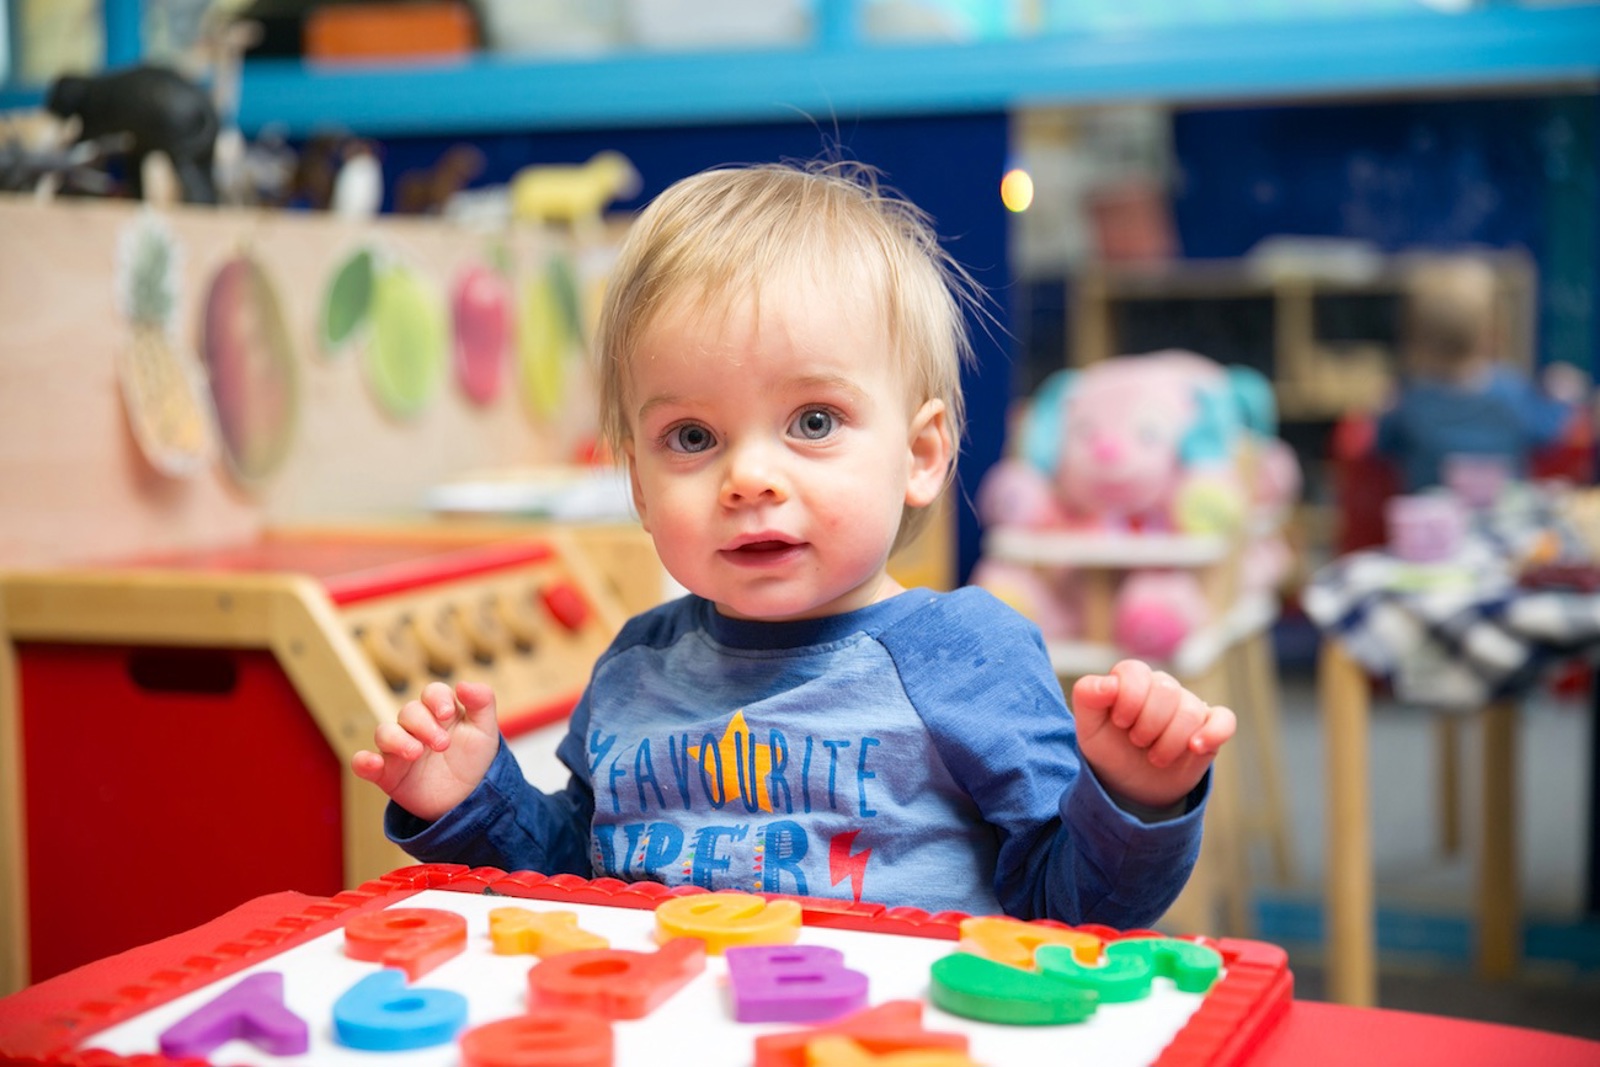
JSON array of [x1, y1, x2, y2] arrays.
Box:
[[973, 353, 1303, 938]]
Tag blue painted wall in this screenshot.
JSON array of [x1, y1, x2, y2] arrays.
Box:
[[1170, 92, 1599, 374]]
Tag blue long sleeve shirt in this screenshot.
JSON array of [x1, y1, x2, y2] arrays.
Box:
[[385, 587, 1206, 927], [1375, 366, 1575, 491]]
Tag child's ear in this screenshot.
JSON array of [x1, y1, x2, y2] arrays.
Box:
[[905, 399, 951, 509], [624, 442, 651, 532]]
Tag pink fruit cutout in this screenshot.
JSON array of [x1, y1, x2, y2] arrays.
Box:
[[452, 265, 511, 406]]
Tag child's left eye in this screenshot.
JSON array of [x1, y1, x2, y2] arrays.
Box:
[[791, 408, 836, 440]]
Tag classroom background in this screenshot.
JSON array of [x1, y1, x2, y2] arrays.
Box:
[[2, 0, 1599, 1049]]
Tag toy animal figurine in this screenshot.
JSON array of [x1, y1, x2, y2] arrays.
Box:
[[509, 151, 641, 235], [394, 144, 485, 215], [46, 65, 220, 204], [0, 107, 125, 196], [971, 350, 1299, 659]]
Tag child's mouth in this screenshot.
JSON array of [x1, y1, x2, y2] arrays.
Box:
[[723, 539, 805, 565]]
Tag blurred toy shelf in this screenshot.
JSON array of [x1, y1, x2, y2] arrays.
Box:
[[4, 7, 1599, 137]]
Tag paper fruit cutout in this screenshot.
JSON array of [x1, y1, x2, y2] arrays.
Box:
[[451, 264, 511, 406], [366, 262, 447, 418], [114, 212, 217, 478], [201, 253, 299, 483], [518, 257, 582, 420], [321, 246, 375, 354]]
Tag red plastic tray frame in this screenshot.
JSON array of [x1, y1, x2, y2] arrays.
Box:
[[0, 865, 1293, 1067]]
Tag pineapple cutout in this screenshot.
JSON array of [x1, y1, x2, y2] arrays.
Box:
[[114, 213, 218, 477]]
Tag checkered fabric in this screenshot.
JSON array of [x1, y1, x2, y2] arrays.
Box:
[[1303, 487, 1600, 709]]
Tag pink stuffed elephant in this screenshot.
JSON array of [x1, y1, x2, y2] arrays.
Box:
[[972, 351, 1299, 660]]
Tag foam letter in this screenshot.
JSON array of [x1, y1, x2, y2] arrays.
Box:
[[459, 1010, 613, 1067], [726, 944, 868, 1022], [929, 952, 1097, 1025], [654, 892, 801, 954], [158, 971, 307, 1058], [332, 969, 467, 1051], [490, 907, 609, 957], [802, 1036, 979, 1067], [343, 907, 467, 980], [753, 1001, 969, 1067], [956, 915, 1101, 969], [527, 937, 705, 1019]]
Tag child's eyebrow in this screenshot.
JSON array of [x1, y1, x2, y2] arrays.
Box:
[[635, 394, 685, 422], [788, 373, 869, 402]]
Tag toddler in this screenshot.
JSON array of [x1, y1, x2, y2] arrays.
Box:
[[1376, 254, 1584, 492], [353, 161, 1235, 927]]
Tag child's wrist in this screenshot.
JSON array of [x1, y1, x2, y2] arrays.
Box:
[[1108, 791, 1187, 823]]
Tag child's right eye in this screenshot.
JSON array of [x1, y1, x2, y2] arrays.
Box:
[[665, 424, 717, 454]]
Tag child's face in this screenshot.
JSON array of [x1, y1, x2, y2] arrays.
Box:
[[622, 279, 949, 622]]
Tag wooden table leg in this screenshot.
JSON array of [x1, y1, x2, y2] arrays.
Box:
[[1478, 699, 1520, 979], [1319, 639, 1376, 1007]]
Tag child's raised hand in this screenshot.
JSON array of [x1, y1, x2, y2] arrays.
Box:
[[1070, 660, 1235, 813], [351, 680, 501, 822]]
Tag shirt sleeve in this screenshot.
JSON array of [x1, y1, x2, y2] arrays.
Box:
[[881, 588, 1206, 928], [383, 711, 597, 877], [1488, 367, 1575, 447]]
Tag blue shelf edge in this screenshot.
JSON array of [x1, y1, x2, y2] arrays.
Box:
[[4, 7, 1598, 138]]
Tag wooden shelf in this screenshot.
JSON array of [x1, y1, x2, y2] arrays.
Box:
[[4, 7, 1597, 137]]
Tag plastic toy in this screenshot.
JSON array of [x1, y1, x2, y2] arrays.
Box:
[[510, 150, 641, 234], [726, 945, 869, 1022], [971, 350, 1299, 659], [46, 66, 220, 204], [157, 973, 308, 1059], [333, 970, 467, 1050]]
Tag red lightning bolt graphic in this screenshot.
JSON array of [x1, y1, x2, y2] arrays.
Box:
[[828, 830, 872, 903]]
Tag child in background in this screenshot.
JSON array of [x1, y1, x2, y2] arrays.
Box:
[[352, 161, 1235, 928], [1376, 254, 1586, 492]]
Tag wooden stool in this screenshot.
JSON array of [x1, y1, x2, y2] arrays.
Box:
[[1318, 639, 1523, 1008]]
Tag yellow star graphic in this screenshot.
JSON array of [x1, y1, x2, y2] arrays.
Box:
[[687, 710, 773, 812]]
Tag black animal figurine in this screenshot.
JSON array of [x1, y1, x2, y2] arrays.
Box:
[[47, 65, 220, 204]]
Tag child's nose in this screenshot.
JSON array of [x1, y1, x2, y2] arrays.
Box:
[[721, 443, 788, 505]]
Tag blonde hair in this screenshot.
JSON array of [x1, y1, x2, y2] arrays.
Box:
[[1402, 255, 1499, 378], [595, 160, 982, 547]]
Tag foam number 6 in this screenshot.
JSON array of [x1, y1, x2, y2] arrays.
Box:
[[726, 944, 869, 1022], [459, 1010, 613, 1067], [344, 907, 467, 980], [527, 937, 706, 1019], [332, 969, 467, 1051], [928, 952, 1097, 1025], [1036, 936, 1222, 1002], [655, 892, 801, 954]]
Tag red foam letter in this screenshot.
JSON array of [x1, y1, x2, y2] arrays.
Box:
[[459, 1011, 613, 1067], [527, 937, 705, 1019], [344, 908, 467, 980]]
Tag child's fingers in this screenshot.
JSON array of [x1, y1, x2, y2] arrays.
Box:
[[1126, 675, 1190, 751], [374, 719, 426, 759], [454, 680, 499, 730], [1188, 704, 1238, 756], [1108, 660, 1156, 728], [1070, 673, 1118, 723], [396, 701, 449, 751], [1144, 693, 1209, 767], [420, 681, 459, 727], [351, 749, 384, 783]]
